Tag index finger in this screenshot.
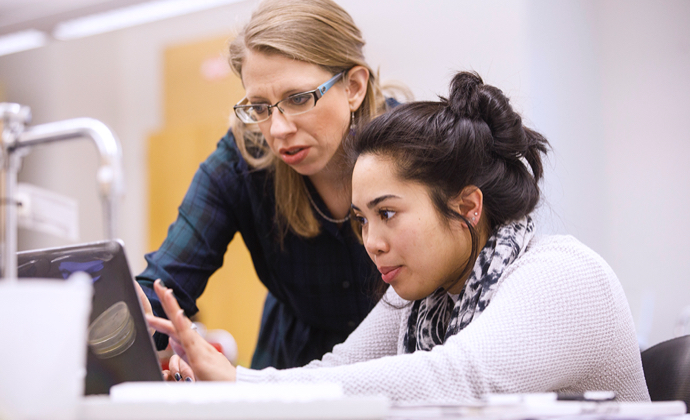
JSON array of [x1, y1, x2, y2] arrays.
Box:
[[152, 280, 200, 351], [135, 281, 154, 336], [152, 279, 182, 319], [145, 314, 178, 339], [135, 281, 153, 313]]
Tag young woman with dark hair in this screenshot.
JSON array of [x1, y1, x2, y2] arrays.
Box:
[[146, 71, 650, 403]]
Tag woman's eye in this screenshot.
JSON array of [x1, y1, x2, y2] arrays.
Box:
[[354, 215, 367, 225], [288, 94, 311, 107], [379, 210, 396, 220], [251, 104, 269, 115]]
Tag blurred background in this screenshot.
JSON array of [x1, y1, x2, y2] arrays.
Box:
[[0, 0, 688, 366]]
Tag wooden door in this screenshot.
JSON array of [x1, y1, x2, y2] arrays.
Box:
[[148, 35, 266, 368]]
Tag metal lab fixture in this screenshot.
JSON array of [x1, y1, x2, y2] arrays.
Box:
[[0, 103, 124, 280]]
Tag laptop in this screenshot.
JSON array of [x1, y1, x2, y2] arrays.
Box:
[[17, 240, 163, 395]]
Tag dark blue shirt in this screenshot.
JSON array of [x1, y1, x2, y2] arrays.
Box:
[[136, 129, 377, 369]]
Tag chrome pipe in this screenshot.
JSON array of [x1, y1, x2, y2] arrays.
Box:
[[1, 103, 31, 281], [1, 104, 124, 280]]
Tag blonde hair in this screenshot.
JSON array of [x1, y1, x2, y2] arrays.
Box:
[[228, 0, 387, 238]]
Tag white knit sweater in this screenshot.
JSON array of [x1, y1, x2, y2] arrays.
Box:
[[237, 235, 650, 403]]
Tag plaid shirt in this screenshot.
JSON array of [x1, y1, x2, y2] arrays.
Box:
[[136, 130, 376, 369]]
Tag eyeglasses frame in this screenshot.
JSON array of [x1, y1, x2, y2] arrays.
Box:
[[233, 69, 348, 124]]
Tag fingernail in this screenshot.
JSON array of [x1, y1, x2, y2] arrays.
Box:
[[174, 372, 182, 381], [184, 377, 193, 382]]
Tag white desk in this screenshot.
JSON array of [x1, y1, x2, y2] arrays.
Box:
[[77, 383, 688, 420]]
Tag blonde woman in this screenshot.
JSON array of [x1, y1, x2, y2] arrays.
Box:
[[136, 0, 394, 370]]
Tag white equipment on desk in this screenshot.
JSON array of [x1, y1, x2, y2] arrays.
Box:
[[0, 273, 92, 420], [81, 382, 389, 420]]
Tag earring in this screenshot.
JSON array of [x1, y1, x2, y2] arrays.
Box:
[[350, 112, 356, 131]]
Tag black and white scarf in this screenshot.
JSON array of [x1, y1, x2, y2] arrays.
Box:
[[402, 216, 535, 353]]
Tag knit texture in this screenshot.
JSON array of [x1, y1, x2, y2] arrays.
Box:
[[237, 235, 650, 403]]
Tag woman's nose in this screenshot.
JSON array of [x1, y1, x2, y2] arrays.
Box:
[[364, 226, 389, 256], [269, 109, 296, 138]]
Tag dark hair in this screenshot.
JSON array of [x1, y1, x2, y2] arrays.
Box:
[[347, 71, 549, 297]]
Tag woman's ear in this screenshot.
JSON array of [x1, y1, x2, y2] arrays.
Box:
[[345, 66, 369, 111], [449, 186, 484, 228]]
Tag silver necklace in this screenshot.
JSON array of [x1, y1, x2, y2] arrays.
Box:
[[304, 186, 350, 224]]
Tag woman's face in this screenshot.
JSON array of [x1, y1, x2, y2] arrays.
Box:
[[351, 154, 472, 301], [241, 50, 353, 177]]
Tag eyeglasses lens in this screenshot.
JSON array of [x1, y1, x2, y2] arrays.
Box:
[[279, 93, 316, 115], [237, 93, 317, 124], [243, 105, 269, 123]]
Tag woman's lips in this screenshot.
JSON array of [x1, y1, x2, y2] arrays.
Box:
[[279, 146, 310, 165], [378, 266, 402, 284]]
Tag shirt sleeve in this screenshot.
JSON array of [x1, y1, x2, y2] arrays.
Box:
[[136, 132, 243, 347], [236, 236, 644, 403]]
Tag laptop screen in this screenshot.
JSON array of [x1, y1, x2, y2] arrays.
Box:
[[18, 240, 162, 395]]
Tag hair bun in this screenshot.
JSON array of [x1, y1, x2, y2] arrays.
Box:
[[447, 71, 484, 119], [446, 71, 550, 188]]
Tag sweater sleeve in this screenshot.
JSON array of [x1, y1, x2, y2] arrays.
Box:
[[299, 287, 406, 368], [236, 236, 648, 403]]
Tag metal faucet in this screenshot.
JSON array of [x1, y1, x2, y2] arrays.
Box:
[[1, 103, 124, 280]]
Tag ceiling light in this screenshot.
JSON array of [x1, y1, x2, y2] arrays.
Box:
[[53, 0, 242, 40], [0, 30, 47, 57]]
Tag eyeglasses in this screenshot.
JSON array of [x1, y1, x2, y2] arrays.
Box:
[[233, 70, 347, 124]]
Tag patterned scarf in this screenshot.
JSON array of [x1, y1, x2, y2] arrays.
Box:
[[403, 216, 535, 353]]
